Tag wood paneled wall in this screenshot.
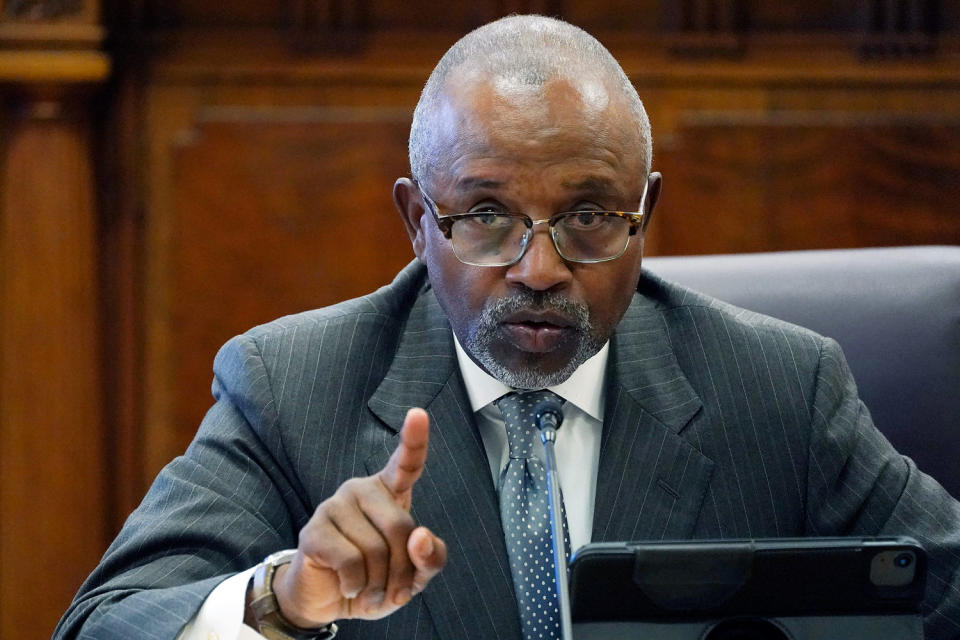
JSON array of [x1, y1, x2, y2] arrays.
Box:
[[2, 1, 960, 637], [654, 115, 960, 253]]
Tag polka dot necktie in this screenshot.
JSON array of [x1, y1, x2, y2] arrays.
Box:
[[495, 390, 570, 640]]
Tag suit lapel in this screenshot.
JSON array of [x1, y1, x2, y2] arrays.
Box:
[[364, 278, 716, 635], [593, 294, 715, 543], [367, 288, 522, 640]]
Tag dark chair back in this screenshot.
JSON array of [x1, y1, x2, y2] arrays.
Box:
[[645, 246, 960, 498]]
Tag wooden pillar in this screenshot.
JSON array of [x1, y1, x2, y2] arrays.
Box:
[[0, 90, 106, 638], [0, 2, 110, 634]]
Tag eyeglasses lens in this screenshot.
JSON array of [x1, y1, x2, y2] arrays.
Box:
[[449, 216, 529, 266], [554, 215, 630, 262], [448, 213, 632, 265]]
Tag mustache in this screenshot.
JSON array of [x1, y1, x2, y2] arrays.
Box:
[[480, 289, 590, 329]]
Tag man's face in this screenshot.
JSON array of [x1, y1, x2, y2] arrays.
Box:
[[396, 73, 659, 388]]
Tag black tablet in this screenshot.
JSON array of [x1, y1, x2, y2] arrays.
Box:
[[569, 537, 926, 640]]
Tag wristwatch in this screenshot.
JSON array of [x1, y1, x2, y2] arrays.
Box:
[[249, 549, 339, 640]]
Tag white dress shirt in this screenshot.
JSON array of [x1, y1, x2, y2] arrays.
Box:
[[178, 335, 608, 640], [453, 334, 606, 554]]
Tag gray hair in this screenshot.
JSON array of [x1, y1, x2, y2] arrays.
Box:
[[408, 15, 653, 188]]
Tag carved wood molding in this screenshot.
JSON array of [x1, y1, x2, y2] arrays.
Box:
[[661, 0, 748, 57], [0, 0, 103, 48], [858, 0, 940, 58], [0, 50, 108, 83], [3, 0, 84, 21], [494, 0, 564, 16], [289, 0, 367, 52], [659, 0, 946, 58]]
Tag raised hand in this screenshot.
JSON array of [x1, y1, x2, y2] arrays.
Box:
[[269, 408, 447, 627]]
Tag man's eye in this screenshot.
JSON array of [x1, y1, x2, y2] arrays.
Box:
[[472, 213, 511, 228], [468, 203, 504, 214], [570, 212, 603, 228]]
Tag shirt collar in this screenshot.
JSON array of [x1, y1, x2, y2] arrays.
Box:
[[453, 332, 607, 422]]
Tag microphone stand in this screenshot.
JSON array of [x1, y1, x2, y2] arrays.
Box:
[[536, 403, 574, 640]]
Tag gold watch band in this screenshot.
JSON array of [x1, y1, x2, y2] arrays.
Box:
[[249, 549, 338, 640]]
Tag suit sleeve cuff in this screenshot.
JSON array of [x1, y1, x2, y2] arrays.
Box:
[[176, 567, 266, 640]]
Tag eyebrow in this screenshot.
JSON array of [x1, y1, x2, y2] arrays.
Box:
[[451, 175, 623, 201], [561, 177, 617, 194], [454, 177, 504, 193]]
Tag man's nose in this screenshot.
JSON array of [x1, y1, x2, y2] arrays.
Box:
[[504, 227, 573, 291]]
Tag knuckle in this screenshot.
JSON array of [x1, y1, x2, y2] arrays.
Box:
[[397, 461, 421, 474], [367, 543, 389, 571], [354, 527, 388, 560], [311, 494, 339, 521], [336, 546, 365, 573], [320, 490, 362, 524], [340, 477, 363, 492], [297, 518, 322, 552], [331, 477, 363, 503], [392, 557, 415, 583], [382, 514, 415, 542], [297, 519, 336, 558], [297, 525, 312, 550], [323, 499, 346, 522]]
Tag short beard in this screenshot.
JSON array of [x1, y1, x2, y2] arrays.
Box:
[[464, 289, 604, 390]]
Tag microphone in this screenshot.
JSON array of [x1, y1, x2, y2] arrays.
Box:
[[535, 400, 563, 431], [533, 397, 573, 640]]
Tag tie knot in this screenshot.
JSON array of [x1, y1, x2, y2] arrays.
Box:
[[494, 390, 563, 459]]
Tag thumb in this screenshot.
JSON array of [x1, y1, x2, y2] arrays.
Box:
[[407, 526, 447, 595]]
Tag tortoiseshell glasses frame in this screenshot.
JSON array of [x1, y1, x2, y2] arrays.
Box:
[[417, 185, 646, 267]]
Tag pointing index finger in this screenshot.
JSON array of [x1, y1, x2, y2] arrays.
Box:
[[379, 408, 429, 501]]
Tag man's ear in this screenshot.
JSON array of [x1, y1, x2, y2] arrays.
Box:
[[641, 171, 662, 233], [393, 177, 427, 258]]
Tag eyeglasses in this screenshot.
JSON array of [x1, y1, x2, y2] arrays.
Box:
[[417, 185, 646, 267]]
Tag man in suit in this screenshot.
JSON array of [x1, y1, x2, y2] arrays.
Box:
[[56, 14, 960, 640]]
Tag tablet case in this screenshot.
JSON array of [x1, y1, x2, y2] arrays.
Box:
[[569, 537, 925, 640]]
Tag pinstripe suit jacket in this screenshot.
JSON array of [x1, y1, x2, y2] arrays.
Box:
[[56, 260, 960, 640]]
